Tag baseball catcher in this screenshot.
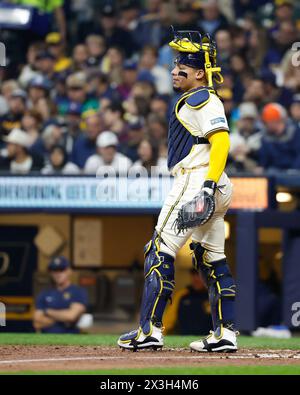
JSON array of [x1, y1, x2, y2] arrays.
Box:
[[118, 27, 237, 352]]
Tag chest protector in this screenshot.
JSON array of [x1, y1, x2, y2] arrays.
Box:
[[168, 88, 215, 170]]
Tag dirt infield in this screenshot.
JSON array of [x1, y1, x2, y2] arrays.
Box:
[[1, 346, 300, 372]]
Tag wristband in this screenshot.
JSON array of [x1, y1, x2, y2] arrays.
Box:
[[203, 180, 217, 195]]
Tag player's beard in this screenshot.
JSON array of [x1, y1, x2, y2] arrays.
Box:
[[173, 86, 183, 93]]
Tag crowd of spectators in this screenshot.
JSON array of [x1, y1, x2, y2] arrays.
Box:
[[0, 0, 300, 175]]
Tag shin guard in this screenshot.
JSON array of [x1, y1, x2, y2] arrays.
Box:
[[139, 233, 175, 335], [190, 242, 236, 333]]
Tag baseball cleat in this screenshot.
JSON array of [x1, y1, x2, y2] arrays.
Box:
[[118, 326, 164, 350], [190, 328, 238, 353]]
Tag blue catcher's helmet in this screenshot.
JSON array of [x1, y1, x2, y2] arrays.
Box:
[[169, 26, 223, 87]]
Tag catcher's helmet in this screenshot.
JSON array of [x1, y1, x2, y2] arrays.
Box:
[[169, 26, 223, 87]]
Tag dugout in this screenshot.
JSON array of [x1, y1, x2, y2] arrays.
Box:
[[0, 174, 300, 333]]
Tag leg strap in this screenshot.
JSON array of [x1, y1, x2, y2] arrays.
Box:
[[139, 232, 175, 335]]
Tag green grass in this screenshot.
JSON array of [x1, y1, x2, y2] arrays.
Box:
[[2, 366, 300, 375], [0, 333, 299, 350], [1, 333, 299, 375]]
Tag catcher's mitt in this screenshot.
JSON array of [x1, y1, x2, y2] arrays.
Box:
[[174, 181, 216, 234]]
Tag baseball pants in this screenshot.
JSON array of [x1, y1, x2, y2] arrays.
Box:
[[155, 168, 233, 260]]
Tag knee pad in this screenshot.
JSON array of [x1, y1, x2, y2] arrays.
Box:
[[190, 242, 236, 330], [190, 242, 211, 285], [140, 232, 175, 335]]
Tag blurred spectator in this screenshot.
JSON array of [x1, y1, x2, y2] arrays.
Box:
[[84, 131, 132, 175], [18, 42, 45, 88], [102, 102, 127, 138], [0, 0, 299, 177], [27, 75, 53, 121], [123, 96, 140, 119], [120, 119, 145, 162], [260, 69, 293, 109], [0, 89, 27, 137], [174, 3, 199, 33], [229, 102, 263, 172], [21, 109, 43, 147], [132, 78, 156, 103], [243, 77, 266, 110], [139, 46, 172, 95], [290, 94, 300, 128], [127, 79, 156, 120], [71, 113, 102, 168], [35, 51, 56, 80], [91, 3, 137, 57], [215, 29, 232, 70], [231, 26, 248, 56], [233, 0, 269, 19], [269, 0, 296, 39], [102, 46, 125, 85], [87, 70, 120, 103], [117, 60, 138, 100], [85, 35, 106, 68], [164, 269, 212, 335], [66, 72, 88, 109], [264, 20, 298, 72], [230, 52, 252, 81], [132, 0, 172, 49], [0, 95, 9, 118], [119, 0, 142, 34], [45, 32, 72, 73], [33, 121, 66, 156], [246, 25, 268, 71], [33, 256, 88, 334], [149, 95, 170, 118], [71, 0, 94, 44], [131, 137, 168, 175], [1, 80, 20, 105], [72, 44, 89, 72], [64, 102, 83, 154], [0, 128, 44, 173], [217, 87, 235, 126], [197, 0, 229, 36], [259, 103, 300, 171], [147, 113, 168, 141], [42, 145, 80, 174], [59, 72, 98, 116], [52, 71, 69, 106]]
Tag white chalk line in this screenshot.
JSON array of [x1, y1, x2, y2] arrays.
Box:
[[0, 353, 299, 365]]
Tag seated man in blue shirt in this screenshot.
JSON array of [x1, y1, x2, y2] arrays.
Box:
[[71, 113, 102, 168], [33, 256, 88, 333]]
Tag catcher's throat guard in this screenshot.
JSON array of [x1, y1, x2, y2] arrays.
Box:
[[169, 26, 223, 87]]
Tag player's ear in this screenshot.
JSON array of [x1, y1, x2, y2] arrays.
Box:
[[195, 69, 205, 81]]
